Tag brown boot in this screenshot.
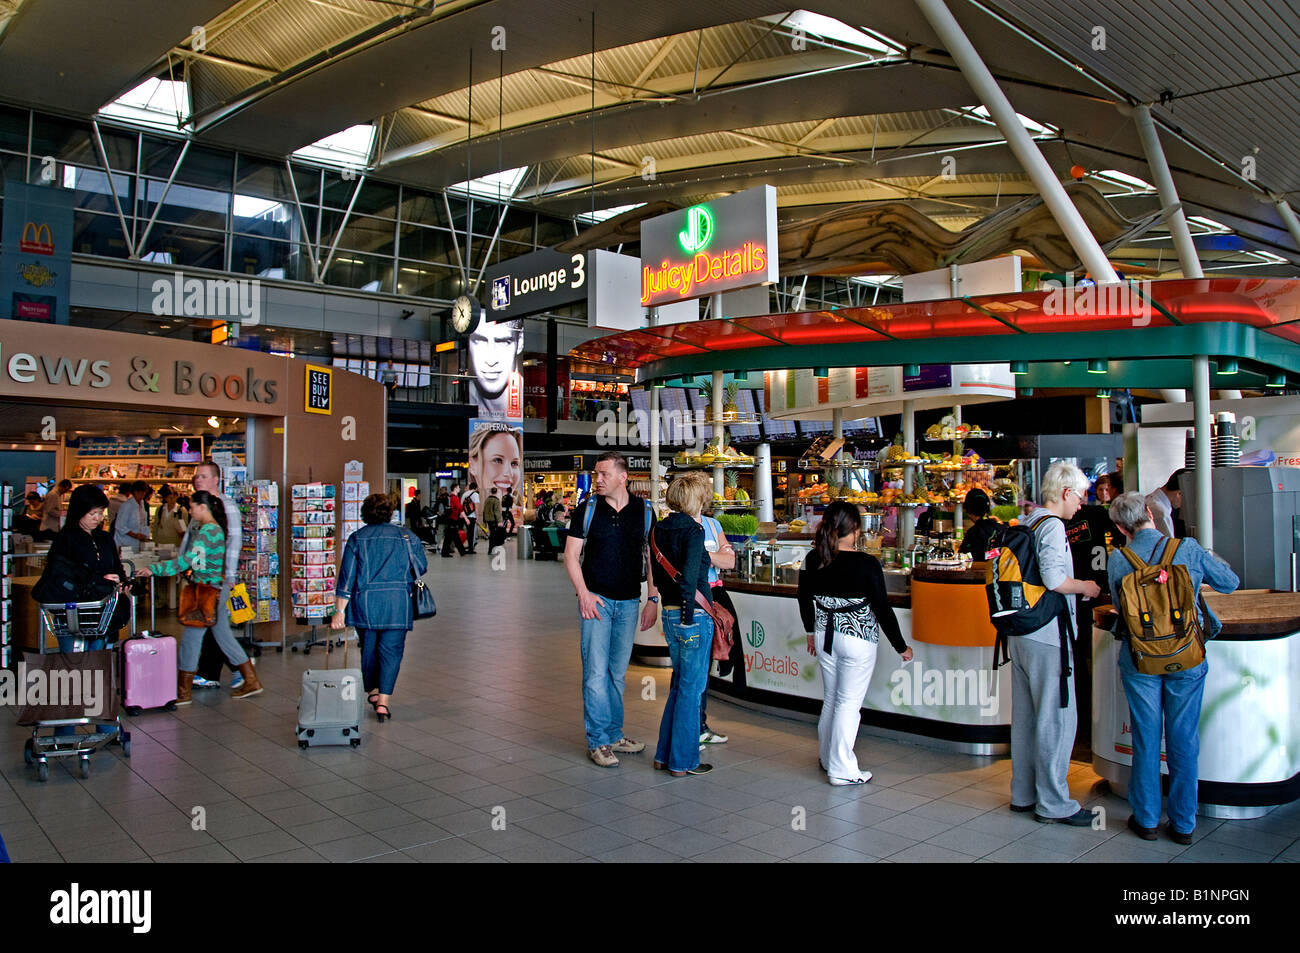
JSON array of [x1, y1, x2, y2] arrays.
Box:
[[177, 671, 195, 706], [231, 661, 263, 699]]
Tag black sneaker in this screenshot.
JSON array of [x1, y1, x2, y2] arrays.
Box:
[[670, 763, 713, 776], [1127, 814, 1158, 841], [1165, 825, 1194, 846], [1035, 808, 1096, 826], [1010, 803, 1036, 813]]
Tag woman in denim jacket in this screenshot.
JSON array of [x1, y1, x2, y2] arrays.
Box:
[[332, 494, 429, 722], [651, 473, 716, 777]]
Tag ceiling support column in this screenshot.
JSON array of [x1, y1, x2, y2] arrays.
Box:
[[913, 0, 1120, 284]]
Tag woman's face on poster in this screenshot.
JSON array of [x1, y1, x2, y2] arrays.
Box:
[[474, 431, 522, 499]]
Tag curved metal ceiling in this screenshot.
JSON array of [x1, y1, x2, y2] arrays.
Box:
[[0, 0, 1296, 272]]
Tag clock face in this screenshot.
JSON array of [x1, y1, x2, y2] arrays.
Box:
[[452, 295, 475, 333]]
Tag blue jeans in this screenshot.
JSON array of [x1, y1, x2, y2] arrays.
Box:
[[359, 628, 407, 695], [579, 597, 640, 750], [654, 609, 713, 773], [1119, 647, 1206, 834]]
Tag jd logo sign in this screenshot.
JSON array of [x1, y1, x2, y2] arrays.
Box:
[[747, 620, 765, 648], [677, 206, 713, 254]]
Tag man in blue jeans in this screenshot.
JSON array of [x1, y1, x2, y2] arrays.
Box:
[[564, 451, 659, 767], [1107, 491, 1239, 845]]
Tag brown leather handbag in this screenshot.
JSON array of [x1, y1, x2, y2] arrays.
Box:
[[179, 580, 221, 627], [649, 528, 735, 660]]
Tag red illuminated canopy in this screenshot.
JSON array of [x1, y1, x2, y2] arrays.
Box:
[[570, 278, 1300, 370]]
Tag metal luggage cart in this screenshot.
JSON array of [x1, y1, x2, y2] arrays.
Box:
[[23, 594, 130, 782]]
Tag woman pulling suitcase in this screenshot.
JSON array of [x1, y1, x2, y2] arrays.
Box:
[[134, 490, 262, 704]]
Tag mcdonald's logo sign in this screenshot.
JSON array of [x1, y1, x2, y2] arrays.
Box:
[[20, 222, 54, 255]]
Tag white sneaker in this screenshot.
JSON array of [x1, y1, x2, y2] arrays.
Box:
[[192, 676, 220, 689], [230, 671, 245, 690], [699, 729, 729, 744], [829, 771, 872, 786]]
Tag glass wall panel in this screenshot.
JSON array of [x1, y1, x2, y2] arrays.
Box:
[[0, 103, 29, 154], [72, 211, 133, 259], [136, 224, 225, 269], [137, 179, 228, 230]]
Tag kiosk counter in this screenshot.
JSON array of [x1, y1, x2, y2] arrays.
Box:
[[703, 538, 1011, 753], [1092, 590, 1300, 819]]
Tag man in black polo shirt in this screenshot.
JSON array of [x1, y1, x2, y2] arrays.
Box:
[[564, 451, 659, 767]]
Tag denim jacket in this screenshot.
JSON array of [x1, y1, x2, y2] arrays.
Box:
[[649, 512, 711, 625], [336, 523, 428, 631], [1106, 528, 1239, 639]]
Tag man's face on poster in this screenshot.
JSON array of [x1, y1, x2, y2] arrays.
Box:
[[468, 316, 523, 400]]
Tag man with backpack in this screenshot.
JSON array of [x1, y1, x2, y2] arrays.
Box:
[[1106, 491, 1238, 845], [564, 451, 659, 768], [990, 461, 1100, 826]]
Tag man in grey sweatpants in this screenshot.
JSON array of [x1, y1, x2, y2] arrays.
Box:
[[1010, 462, 1101, 826]]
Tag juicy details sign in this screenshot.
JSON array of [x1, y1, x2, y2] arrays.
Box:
[[639, 184, 778, 307]]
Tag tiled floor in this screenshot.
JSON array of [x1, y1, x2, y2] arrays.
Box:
[[5, 550, 1299, 863]]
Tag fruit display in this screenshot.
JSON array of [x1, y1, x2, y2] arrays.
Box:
[[925, 414, 993, 441], [674, 439, 755, 467], [922, 451, 991, 472]]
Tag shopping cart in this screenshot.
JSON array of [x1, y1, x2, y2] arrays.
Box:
[[21, 594, 130, 782]]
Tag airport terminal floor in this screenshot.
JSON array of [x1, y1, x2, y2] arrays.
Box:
[[3, 551, 1297, 865]]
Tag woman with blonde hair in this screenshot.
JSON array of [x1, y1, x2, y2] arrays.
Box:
[[650, 472, 716, 776], [468, 423, 523, 504]]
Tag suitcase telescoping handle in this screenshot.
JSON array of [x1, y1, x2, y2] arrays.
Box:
[[325, 623, 349, 670]]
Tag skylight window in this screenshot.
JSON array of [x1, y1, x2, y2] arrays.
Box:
[[576, 203, 645, 224], [447, 166, 529, 201], [759, 12, 900, 55], [964, 105, 1058, 137], [99, 77, 190, 131], [291, 124, 377, 170], [1093, 169, 1157, 194], [1187, 215, 1230, 233]]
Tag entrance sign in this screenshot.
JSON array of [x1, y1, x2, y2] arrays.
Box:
[[639, 185, 778, 307]]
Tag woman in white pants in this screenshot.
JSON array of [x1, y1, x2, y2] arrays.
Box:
[[799, 502, 912, 785]]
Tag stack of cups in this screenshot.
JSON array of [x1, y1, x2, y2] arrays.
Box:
[[1184, 429, 1197, 469], [1212, 412, 1240, 467]]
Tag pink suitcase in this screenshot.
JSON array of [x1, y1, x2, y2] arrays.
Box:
[[122, 637, 179, 714]]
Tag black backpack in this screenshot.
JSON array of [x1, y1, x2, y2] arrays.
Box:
[[984, 515, 1074, 708]]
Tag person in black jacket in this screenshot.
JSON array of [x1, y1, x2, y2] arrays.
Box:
[[799, 501, 912, 785], [33, 485, 129, 738], [650, 472, 716, 777], [958, 488, 1002, 558], [34, 485, 128, 636]]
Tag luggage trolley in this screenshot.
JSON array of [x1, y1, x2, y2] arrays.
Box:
[[22, 594, 130, 782]]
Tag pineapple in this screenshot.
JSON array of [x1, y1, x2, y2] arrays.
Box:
[[723, 381, 740, 418], [724, 468, 738, 500]]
